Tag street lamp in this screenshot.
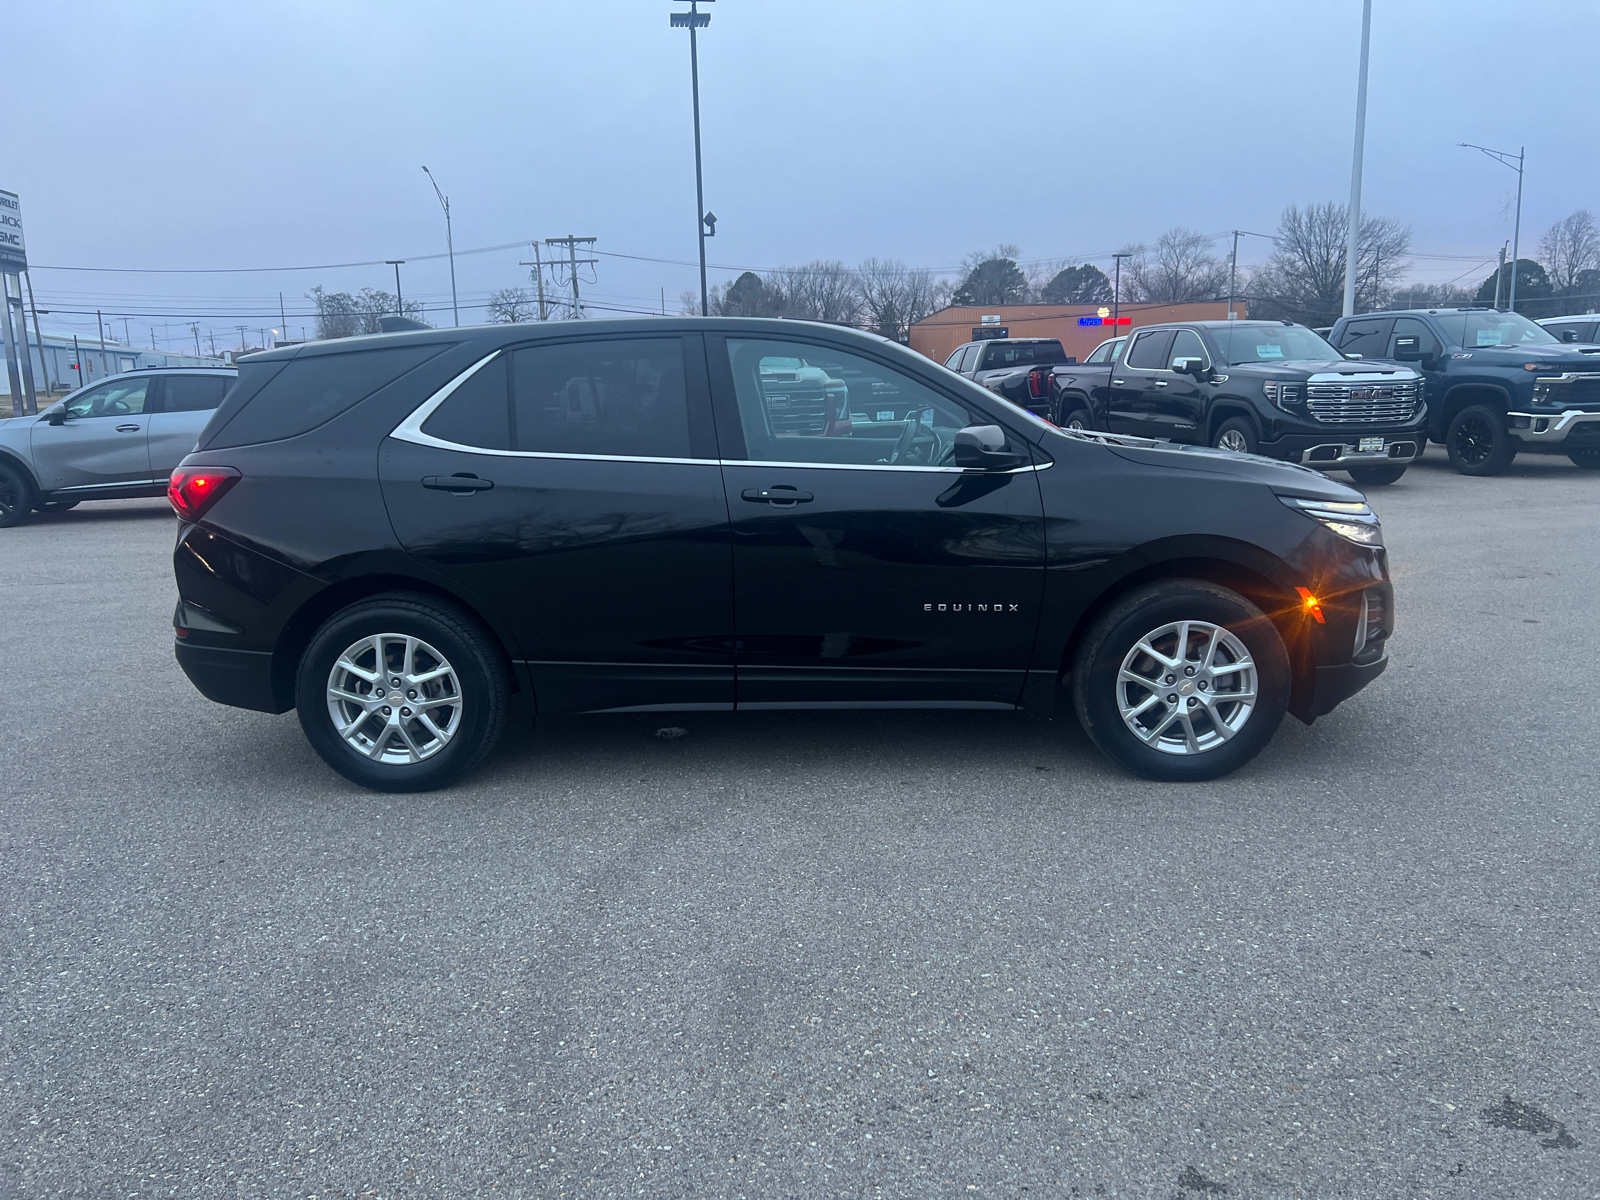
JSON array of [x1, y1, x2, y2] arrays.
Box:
[[1458, 142, 1526, 313], [1111, 252, 1133, 330], [421, 166, 460, 326], [386, 260, 406, 316], [669, 0, 714, 317], [1341, 0, 1372, 318]]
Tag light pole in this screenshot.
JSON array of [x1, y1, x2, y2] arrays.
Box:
[[1341, 0, 1372, 318], [669, 0, 714, 316], [422, 166, 460, 326], [386, 260, 406, 316], [1112, 252, 1133, 331], [1459, 142, 1525, 313]]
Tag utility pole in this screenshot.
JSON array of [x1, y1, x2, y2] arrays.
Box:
[[119, 316, 131, 345], [386, 261, 406, 315], [24, 272, 49, 394], [669, 0, 714, 315], [545, 235, 598, 319], [520, 242, 549, 320], [1341, 0, 1372, 319], [1493, 244, 1507, 310], [208, 331, 217, 356], [422, 166, 460, 326], [1227, 230, 1241, 320], [95, 310, 109, 374], [191, 323, 201, 356], [72, 334, 84, 386], [235, 325, 248, 353], [280, 292, 287, 336], [1459, 143, 1526, 314], [1112, 252, 1133, 331]]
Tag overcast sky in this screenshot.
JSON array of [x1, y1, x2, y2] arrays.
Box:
[[10, 0, 1597, 352]]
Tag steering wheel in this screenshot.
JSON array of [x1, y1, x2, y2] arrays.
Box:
[[105, 399, 130, 415], [890, 409, 944, 466]]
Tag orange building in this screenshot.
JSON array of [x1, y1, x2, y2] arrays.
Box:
[[908, 301, 1246, 365]]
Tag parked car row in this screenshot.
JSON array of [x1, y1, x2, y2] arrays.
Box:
[[952, 308, 1600, 481]]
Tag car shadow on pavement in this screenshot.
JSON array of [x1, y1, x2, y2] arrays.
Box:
[[26, 499, 174, 525]]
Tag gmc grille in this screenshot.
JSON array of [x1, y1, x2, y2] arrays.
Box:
[[759, 375, 830, 436], [1306, 379, 1422, 424]]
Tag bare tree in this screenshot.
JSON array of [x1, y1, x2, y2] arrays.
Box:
[[1247, 203, 1410, 325], [773, 260, 861, 325], [486, 287, 538, 323], [307, 286, 360, 339], [1122, 228, 1228, 303], [1539, 210, 1600, 303], [854, 258, 947, 342], [1387, 282, 1475, 310]]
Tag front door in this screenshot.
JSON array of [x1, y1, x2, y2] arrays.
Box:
[[380, 333, 734, 714], [30, 375, 153, 491], [709, 333, 1047, 708], [1107, 328, 1173, 436], [1140, 328, 1209, 442]]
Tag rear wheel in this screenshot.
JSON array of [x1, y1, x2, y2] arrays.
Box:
[[1071, 580, 1290, 782], [0, 463, 35, 528], [1346, 463, 1407, 486], [1568, 449, 1600, 470], [296, 594, 508, 792], [1213, 418, 1258, 455], [1446, 404, 1515, 476], [1061, 407, 1092, 431]]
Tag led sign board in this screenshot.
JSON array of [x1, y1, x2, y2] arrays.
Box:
[[1078, 316, 1131, 326]]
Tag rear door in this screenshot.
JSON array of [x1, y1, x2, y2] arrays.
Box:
[[710, 332, 1047, 708], [147, 373, 231, 475], [379, 333, 735, 714], [30, 376, 153, 491]]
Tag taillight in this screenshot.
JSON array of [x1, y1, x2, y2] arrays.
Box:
[[1028, 367, 1048, 399], [168, 466, 240, 521]]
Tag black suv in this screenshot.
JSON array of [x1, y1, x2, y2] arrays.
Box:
[[172, 319, 1393, 790], [1027, 322, 1427, 486], [1328, 307, 1600, 474]]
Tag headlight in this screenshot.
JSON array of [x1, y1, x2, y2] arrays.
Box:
[[1278, 495, 1384, 547]]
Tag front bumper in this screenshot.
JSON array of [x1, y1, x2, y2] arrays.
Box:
[[1260, 424, 1427, 468], [1506, 408, 1600, 448], [1306, 656, 1388, 719]]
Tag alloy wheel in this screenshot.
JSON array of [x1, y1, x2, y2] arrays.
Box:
[[1216, 429, 1250, 454], [1115, 619, 1257, 755], [1450, 415, 1494, 466], [325, 632, 463, 763]]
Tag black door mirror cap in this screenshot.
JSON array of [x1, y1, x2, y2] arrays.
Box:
[[953, 424, 1027, 470], [1560, 329, 1579, 342], [46, 410, 68, 426]]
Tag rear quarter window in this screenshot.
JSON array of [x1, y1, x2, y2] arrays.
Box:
[[203, 344, 449, 449]]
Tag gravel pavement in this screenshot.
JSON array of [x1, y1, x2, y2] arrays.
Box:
[[2, 448, 1597, 1199]]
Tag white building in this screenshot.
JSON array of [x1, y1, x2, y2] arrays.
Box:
[[2, 330, 225, 395]]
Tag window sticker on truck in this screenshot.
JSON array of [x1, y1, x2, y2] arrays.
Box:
[[1256, 345, 1285, 359]]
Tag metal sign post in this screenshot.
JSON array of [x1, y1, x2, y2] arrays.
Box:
[[0, 188, 35, 415]]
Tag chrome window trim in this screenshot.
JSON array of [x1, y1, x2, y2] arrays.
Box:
[[1121, 328, 1177, 374]]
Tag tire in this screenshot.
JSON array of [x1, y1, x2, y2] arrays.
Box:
[[1568, 449, 1600, 470], [1071, 580, 1291, 782], [0, 462, 35, 528], [1061, 407, 1092, 432], [295, 593, 508, 792], [35, 499, 81, 513], [1345, 463, 1407, 486], [1445, 404, 1516, 476], [1212, 418, 1258, 455]]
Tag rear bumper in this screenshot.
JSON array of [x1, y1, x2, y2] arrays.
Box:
[[175, 640, 286, 713], [1507, 409, 1600, 448]]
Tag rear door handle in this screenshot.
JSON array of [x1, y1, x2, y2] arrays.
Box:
[[741, 486, 813, 506], [422, 474, 494, 493], [116, 423, 141, 432]]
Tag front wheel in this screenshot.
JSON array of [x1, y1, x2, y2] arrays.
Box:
[[0, 462, 35, 528], [1446, 404, 1515, 476], [1213, 418, 1258, 455], [296, 594, 508, 792], [1346, 463, 1407, 486], [1071, 580, 1291, 782], [1061, 407, 1092, 432], [1568, 449, 1600, 470]]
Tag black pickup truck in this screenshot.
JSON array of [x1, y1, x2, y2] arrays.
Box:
[[943, 337, 1071, 409], [1327, 307, 1600, 475], [998, 321, 1429, 486]]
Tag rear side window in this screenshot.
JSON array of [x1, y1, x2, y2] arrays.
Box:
[[981, 341, 1067, 370], [420, 355, 511, 450], [162, 375, 231, 412], [943, 346, 967, 369], [510, 338, 690, 458], [1126, 330, 1174, 370], [1337, 318, 1392, 356], [206, 344, 447, 448]]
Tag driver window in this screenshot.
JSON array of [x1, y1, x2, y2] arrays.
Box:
[[1169, 329, 1209, 370], [724, 338, 1004, 467], [1388, 317, 1440, 359], [64, 377, 149, 418]]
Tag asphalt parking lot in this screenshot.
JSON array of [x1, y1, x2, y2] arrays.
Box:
[[3, 448, 1598, 1200]]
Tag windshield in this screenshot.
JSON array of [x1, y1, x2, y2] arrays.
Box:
[[1431, 311, 1558, 348], [1208, 324, 1340, 365], [981, 341, 1067, 370]]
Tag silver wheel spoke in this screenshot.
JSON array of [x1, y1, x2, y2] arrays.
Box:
[[1209, 658, 1254, 679], [1178, 711, 1200, 753], [414, 692, 459, 711], [409, 664, 453, 686], [336, 653, 380, 684], [416, 711, 449, 743], [1135, 639, 1181, 669], [1121, 692, 1162, 719], [329, 686, 372, 706]]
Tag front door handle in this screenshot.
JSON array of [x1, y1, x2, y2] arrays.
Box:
[[115, 423, 142, 432], [1112, 378, 1126, 385], [1152, 380, 1169, 388], [741, 486, 813, 506], [422, 473, 494, 494]]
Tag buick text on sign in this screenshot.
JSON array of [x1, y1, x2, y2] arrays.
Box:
[[0, 190, 26, 273]]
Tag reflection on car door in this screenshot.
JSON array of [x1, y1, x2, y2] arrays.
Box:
[[710, 333, 1047, 708], [379, 333, 735, 714], [30, 376, 153, 491], [147, 374, 231, 475], [1107, 329, 1173, 435]]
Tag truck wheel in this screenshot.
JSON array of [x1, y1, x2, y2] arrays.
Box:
[[296, 593, 508, 792], [1071, 579, 1290, 782], [1346, 463, 1407, 486], [0, 462, 36, 528], [1568, 449, 1600, 470], [1061, 407, 1092, 431], [1213, 418, 1258, 455], [1445, 405, 1516, 476]]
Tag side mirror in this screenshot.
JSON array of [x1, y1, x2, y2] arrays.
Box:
[[1170, 356, 1207, 377], [1560, 329, 1579, 343], [46, 410, 68, 426], [1392, 336, 1424, 362], [953, 424, 1028, 470], [1344, 351, 1364, 360]]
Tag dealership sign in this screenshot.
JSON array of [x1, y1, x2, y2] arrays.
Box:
[[0, 190, 24, 273], [1078, 316, 1131, 326]]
